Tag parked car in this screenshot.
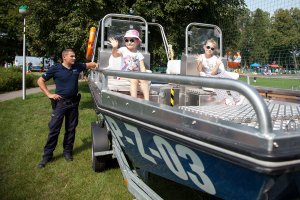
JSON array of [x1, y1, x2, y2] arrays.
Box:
[[30, 65, 43, 72]]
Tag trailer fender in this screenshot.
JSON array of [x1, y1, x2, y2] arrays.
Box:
[[91, 122, 112, 172], [91, 122, 110, 153]]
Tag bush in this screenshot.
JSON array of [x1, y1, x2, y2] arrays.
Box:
[[0, 68, 40, 93]]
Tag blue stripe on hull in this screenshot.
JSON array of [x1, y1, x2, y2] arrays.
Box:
[[104, 115, 287, 199]]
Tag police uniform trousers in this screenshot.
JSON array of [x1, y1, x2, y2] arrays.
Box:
[[42, 95, 80, 159]]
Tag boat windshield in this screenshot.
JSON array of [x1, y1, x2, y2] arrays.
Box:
[[186, 24, 222, 57], [100, 16, 147, 53]]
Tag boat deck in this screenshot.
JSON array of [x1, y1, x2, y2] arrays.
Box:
[[179, 102, 300, 130]]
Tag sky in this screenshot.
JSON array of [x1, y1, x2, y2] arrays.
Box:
[[244, 0, 300, 15]]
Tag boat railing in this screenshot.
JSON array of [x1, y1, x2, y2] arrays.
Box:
[[147, 22, 170, 61], [91, 68, 273, 135]]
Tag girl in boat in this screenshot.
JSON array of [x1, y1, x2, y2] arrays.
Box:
[[196, 38, 246, 105], [108, 29, 149, 100]]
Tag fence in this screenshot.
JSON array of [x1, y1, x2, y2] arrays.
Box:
[[218, 0, 299, 71]]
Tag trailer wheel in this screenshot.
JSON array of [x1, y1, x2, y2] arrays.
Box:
[[91, 122, 111, 172], [92, 142, 107, 172]]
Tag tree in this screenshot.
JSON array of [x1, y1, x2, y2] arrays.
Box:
[[236, 8, 253, 67], [132, 0, 246, 60], [248, 9, 271, 65], [0, 0, 23, 64], [25, 0, 108, 61], [270, 8, 300, 69], [1, 0, 247, 67]]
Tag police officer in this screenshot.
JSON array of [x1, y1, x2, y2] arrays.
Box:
[[37, 48, 98, 168]]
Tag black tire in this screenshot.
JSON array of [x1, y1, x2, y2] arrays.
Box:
[[91, 122, 112, 172], [92, 142, 107, 172]]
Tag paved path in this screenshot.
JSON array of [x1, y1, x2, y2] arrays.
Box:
[[0, 85, 55, 102]]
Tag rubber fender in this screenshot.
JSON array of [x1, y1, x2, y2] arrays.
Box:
[[86, 27, 96, 61]]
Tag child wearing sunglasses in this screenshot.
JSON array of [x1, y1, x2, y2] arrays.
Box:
[[108, 29, 149, 100], [196, 39, 224, 75], [195, 39, 246, 105]]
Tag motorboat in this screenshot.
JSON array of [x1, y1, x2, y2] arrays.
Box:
[[88, 13, 300, 200]]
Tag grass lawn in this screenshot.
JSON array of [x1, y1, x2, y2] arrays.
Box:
[[0, 81, 133, 200], [239, 75, 300, 90], [0, 76, 298, 200]]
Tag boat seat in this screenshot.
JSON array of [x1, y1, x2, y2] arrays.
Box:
[[166, 60, 181, 74]]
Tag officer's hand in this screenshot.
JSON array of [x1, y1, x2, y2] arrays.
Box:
[[48, 93, 62, 100], [86, 62, 98, 69]]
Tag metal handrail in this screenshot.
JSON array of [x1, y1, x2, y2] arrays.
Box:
[[93, 69, 273, 135], [148, 22, 170, 61]]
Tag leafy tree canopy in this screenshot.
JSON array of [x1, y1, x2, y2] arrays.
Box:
[[1, 0, 298, 69]]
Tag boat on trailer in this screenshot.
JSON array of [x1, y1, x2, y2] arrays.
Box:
[[88, 13, 300, 200]]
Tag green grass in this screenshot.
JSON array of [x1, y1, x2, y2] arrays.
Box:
[[0, 77, 298, 200], [0, 82, 133, 200], [239, 76, 300, 89]]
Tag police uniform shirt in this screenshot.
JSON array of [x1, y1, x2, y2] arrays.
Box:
[[42, 63, 86, 98]]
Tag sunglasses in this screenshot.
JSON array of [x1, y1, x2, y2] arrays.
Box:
[[206, 46, 215, 51], [125, 38, 135, 43]]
